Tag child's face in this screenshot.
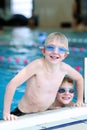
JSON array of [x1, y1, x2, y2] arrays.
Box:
[[56, 81, 74, 105], [42, 39, 69, 64]]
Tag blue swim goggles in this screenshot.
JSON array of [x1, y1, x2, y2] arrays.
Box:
[[45, 45, 68, 53], [58, 88, 74, 93]]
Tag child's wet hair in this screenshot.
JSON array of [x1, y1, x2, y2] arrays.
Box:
[[61, 76, 74, 85], [45, 32, 69, 50]]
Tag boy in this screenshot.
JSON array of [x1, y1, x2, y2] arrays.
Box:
[[3, 32, 84, 120], [49, 76, 75, 109]]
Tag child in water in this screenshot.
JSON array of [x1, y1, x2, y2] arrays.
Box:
[[49, 76, 75, 109], [3, 32, 84, 120]]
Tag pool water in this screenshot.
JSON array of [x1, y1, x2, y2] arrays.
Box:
[[0, 27, 87, 119]]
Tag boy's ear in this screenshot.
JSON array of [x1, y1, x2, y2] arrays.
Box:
[[40, 48, 45, 55], [64, 53, 69, 59]]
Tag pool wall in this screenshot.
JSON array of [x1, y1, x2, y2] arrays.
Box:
[[0, 107, 87, 130]]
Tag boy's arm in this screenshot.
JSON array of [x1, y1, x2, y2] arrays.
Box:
[[3, 59, 40, 120], [75, 75, 84, 106], [65, 64, 84, 106], [3, 64, 30, 120], [3, 81, 18, 120]]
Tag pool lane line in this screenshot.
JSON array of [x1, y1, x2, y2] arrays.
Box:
[[41, 118, 87, 130]]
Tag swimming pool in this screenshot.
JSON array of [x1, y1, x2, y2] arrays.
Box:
[[0, 27, 87, 119]]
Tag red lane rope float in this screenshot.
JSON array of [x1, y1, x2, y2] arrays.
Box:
[[71, 47, 76, 51], [0, 56, 29, 65], [70, 47, 85, 52], [0, 56, 4, 60], [75, 66, 82, 72], [79, 48, 84, 52], [0, 56, 83, 73]]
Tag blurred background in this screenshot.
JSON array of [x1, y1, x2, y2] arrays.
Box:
[[0, 0, 87, 30]]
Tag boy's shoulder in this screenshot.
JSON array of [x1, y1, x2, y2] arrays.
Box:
[[62, 62, 70, 66], [61, 62, 71, 69], [30, 58, 44, 67], [31, 58, 43, 64]]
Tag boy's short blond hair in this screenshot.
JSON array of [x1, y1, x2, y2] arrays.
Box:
[[45, 32, 69, 51]]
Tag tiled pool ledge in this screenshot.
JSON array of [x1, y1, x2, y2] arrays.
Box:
[[0, 106, 87, 130]]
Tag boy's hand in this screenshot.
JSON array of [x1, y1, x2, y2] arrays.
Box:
[[73, 101, 86, 107], [3, 113, 18, 121]]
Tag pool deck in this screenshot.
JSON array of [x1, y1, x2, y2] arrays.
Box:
[[0, 106, 87, 130]]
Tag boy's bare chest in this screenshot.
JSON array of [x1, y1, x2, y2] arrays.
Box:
[[37, 71, 65, 87]]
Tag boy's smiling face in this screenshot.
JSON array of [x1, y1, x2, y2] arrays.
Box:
[[56, 81, 74, 105], [42, 39, 69, 64]]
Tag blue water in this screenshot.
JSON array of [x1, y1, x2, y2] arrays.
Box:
[[0, 27, 87, 119]]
